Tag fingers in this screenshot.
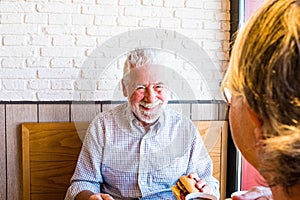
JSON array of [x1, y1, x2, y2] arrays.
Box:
[[101, 193, 114, 200], [231, 186, 272, 200], [88, 193, 114, 200], [187, 173, 211, 194], [187, 172, 200, 182]]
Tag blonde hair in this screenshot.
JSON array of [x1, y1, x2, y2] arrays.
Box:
[[222, 0, 300, 189]]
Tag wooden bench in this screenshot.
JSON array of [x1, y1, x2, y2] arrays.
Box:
[[22, 121, 227, 200]]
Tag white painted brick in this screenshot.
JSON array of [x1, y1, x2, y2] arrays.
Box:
[[41, 25, 86, 35], [37, 91, 74, 101], [203, 41, 221, 50], [119, 37, 139, 48], [86, 26, 126, 37], [0, 69, 36, 78], [1, 58, 25, 68], [73, 0, 95, 4], [0, 13, 23, 24], [216, 12, 230, 21], [1, 24, 39, 35], [204, 1, 222, 10], [164, 0, 185, 8], [181, 19, 202, 29], [175, 8, 204, 19], [25, 13, 48, 24], [0, 0, 230, 101], [216, 32, 230, 40], [0, 2, 35, 13], [124, 7, 173, 18], [74, 58, 86, 68], [141, 0, 163, 6], [96, 0, 118, 6], [3, 35, 26, 46], [50, 58, 73, 68], [26, 57, 49, 68], [49, 14, 71, 25], [160, 18, 180, 28], [186, 0, 203, 8], [52, 35, 74, 46], [0, 91, 36, 101], [41, 47, 85, 57], [74, 80, 97, 91], [28, 80, 50, 90], [138, 18, 160, 27], [95, 16, 117, 26], [28, 35, 50, 46], [75, 36, 97, 47], [2, 80, 26, 91], [81, 5, 119, 16], [119, 0, 139, 6], [38, 68, 80, 79], [117, 16, 138, 27], [204, 21, 221, 30], [98, 80, 119, 90], [36, 3, 79, 14], [71, 14, 94, 25], [51, 80, 74, 90], [202, 12, 215, 20], [0, 46, 37, 57]]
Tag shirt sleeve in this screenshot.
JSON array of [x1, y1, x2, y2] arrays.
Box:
[[186, 124, 220, 199], [64, 119, 104, 200]]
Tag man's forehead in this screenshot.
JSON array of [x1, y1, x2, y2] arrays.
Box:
[[124, 65, 169, 84]]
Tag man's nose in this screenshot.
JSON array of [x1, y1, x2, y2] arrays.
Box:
[[144, 87, 156, 102]]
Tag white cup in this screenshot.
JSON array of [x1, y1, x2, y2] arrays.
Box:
[[185, 192, 217, 200]]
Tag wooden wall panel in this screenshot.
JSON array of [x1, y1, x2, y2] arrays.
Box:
[[6, 104, 37, 200], [70, 103, 101, 122], [0, 105, 6, 200], [38, 104, 69, 122], [191, 104, 219, 120]]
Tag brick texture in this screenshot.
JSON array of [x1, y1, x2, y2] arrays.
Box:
[[0, 0, 230, 101]]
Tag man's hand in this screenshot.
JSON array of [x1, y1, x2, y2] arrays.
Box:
[[187, 173, 211, 194], [88, 193, 114, 200], [231, 186, 272, 200], [75, 190, 114, 200]]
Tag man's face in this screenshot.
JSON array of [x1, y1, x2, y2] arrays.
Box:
[[122, 65, 170, 125]]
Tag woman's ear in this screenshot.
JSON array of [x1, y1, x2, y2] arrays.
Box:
[[122, 79, 128, 97], [243, 98, 264, 143]]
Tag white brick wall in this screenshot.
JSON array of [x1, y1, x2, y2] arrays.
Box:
[[0, 0, 230, 101]]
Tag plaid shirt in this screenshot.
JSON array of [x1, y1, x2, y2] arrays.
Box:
[[65, 103, 219, 200]]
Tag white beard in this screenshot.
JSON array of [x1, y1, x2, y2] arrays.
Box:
[[131, 100, 166, 124]]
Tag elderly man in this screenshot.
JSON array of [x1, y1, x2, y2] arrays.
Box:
[[65, 48, 219, 200]]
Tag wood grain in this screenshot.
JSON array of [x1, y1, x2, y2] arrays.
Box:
[[70, 103, 101, 122], [22, 120, 227, 200], [38, 104, 70, 122], [6, 104, 37, 200], [193, 120, 228, 200], [22, 122, 88, 200], [0, 105, 6, 200]]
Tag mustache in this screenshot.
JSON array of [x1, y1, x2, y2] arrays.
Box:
[[139, 100, 163, 108]]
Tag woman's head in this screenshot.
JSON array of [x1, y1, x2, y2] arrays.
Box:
[[222, 0, 300, 190]]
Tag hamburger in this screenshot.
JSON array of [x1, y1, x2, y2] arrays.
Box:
[[171, 175, 199, 199], [171, 175, 215, 200]]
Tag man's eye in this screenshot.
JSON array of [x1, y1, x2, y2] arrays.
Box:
[[135, 86, 145, 90], [155, 84, 164, 89]]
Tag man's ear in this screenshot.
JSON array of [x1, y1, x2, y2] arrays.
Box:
[[122, 79, 128, 97], [243, 97, 264, 142]]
